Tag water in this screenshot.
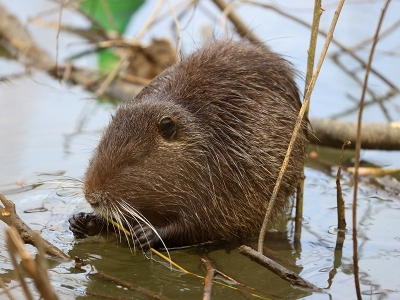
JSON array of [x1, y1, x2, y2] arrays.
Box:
[[1, 0, 400, 299]]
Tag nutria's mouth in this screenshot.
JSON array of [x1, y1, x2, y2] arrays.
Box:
[[89, 201, 100, 209]]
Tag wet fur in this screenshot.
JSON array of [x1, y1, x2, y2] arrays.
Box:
[[70, 40, 308, 249]]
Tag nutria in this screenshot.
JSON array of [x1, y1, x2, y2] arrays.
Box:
[[69, 40, 308, 250]]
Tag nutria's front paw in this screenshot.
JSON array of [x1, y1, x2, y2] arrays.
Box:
[[69, 212, 103, 238], [132, 223, 161, 250]]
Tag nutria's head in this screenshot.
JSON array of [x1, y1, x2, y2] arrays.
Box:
[[84, 99, 208, 228]]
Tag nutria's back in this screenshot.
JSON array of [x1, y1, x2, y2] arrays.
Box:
[[71, 40, 308, 249]]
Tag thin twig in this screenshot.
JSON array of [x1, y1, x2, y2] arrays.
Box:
[[166, 0, 182, 55], [212, 0, 263, 46], [55, 0, 64, 79], [295, 0, 323, 247], [94, 52, 127, 96], [352, 1, 391, 299], [150, 249, 274, 299], [100, 0, 118, 33], [6, 228, 59, 300], [134, 0, 166, 42], [6, 231, 35, 300], [201, 257, 215, 300], [337, 141, 350, 231], [332, 18, 400, 55], [0, 273, 17, 300], [257, 0, 347, 253], [330, 55, 394, 122], [248, 1, 399, 92]]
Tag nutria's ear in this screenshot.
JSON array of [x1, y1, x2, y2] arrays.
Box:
[[158, 117, 177, 141]]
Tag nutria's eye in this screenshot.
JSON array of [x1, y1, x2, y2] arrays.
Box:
[[158, 117, 177, 141]]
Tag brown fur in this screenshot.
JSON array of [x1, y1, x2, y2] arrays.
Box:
[[72, 40, 308, 249]]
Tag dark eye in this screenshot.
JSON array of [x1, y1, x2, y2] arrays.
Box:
[[158, 117, 177, 141]]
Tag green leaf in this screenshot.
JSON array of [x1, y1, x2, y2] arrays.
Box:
[[80, 0, 145, 72], [80, 0, 145, 34]]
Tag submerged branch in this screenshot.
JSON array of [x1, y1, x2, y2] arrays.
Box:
[[336, 141, 350, 231], [239, 245, 321, 291], [0, 192, 70, 260], [201, 257, 215, 300]]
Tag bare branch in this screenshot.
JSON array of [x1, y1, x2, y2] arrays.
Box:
[[351, 1, 391, 299]]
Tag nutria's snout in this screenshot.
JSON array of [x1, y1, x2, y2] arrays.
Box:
[[83, 167, 104, 207], [69, 39, 309, 250], [83, 190, 101, 208]]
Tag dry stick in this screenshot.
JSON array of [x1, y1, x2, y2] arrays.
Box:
[[212, 0, 262, 45], [332, 91, 397, 121], [94, 52, 127, 96], [330, 55, 394, 122], [249, 1, 399, 93], [304, 0, 323, 114], [5, 235, 35, 300], [257, 0, 347, 254], [0, 193, 70, 261], [352, 1, 391, 299], [332, 18, 400, 55], [336, 141, 350, 231], [239, 246, 321, 291], [219, 2, 244, 37], [55, 0, 64, 79], [201, 257, 215, 300], [166, 0, 182, 55], [0, 2, 54, 69], [153, 0, 196, 27], [295, 0, 323, 246], [95, 0, 166, 96], [121, 73, 151, 86], [135, 0, 166, 42], [0, 277, 17, 300], [171, 0, 197, 32], [0, 3, 143, 100], [151, 249, 274, 299], [6, 228, 59, 300], [33, 231, 57, 300], [308, 118, 400, 150], [327, 142, 349, 287], [100, 0, 119, 33], [247, 241, 299, 269]]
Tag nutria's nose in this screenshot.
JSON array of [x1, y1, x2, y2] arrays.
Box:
[[83, 184, 105, 207], [84, 157, 110, 195], [83, 169, 105, 206]]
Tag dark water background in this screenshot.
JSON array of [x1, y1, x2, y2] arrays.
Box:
[[1, 0, 400, 299]]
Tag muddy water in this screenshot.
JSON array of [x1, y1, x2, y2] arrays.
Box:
[[1, 1, 400, 299]]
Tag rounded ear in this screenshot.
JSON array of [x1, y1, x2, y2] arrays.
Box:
[[158, 117, 177, 141]]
